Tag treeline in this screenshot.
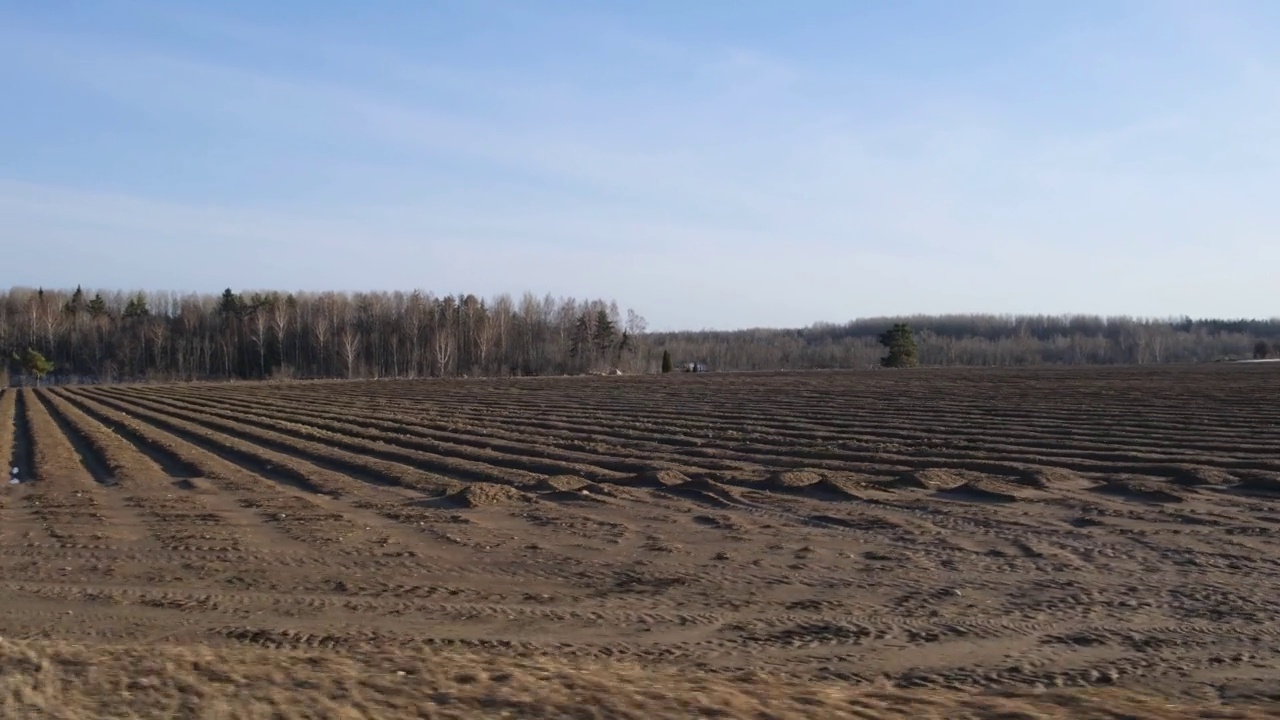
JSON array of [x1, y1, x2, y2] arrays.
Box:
[[650, 314, 1280, 370], [1, 287, 648, 384], [2, 287, 1277, 384]]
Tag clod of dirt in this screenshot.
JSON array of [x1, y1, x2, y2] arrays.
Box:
[[627, 470, 691, 488], [535, 475, 615, 505], [536, 475, 594, 493], [447, 483, 535, 508], [1164, 465, 1236, 487], [765, 473, 867, 501], [173, 478, 216, 493], [1090, 477, 1186, 504], [1011, 474, 1049, 489], [891, 469, 966, 491], [807, 478, 870, 501], [938, 480, 1022, 503], [1013, 467, 1092, 490], [763, 470, 823, 490], [651, 477, 746, 512], [591, 484, 644, 501]]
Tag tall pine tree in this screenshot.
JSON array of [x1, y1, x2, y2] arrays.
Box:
[[878, 323, 919, 368]]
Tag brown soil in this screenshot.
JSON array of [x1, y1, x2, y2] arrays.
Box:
[[765, 469, 825, 488], [445, 481, 535, 507], [629, 468, 693, 487], [536, 473, 594, 492], [1, 365, 1279, 717], [2, 638, 1277, 720]]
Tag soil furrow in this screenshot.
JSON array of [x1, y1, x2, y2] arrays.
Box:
[[218, 387, 1280, 481], [118, 386, 710, 478], [33, 390, 131, 486], [14, 388, 126, 544], [74, 391, 340, 497], [90, 388, 564, 485], [123, 386, 1267, 490], [35, 390, 267, 553], [50, 388, 201, 479], [170, 383, 1280, 467], [77, 391, 459, 496], [52, 390, 368, 550], [9, 389, 37, 485], [0, 389, 13, 484], [65, 389, 481, 552], [22, 389, 108, 488], [246, 380, 1279, 439]]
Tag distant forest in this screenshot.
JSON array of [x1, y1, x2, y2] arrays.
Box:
[[1, 286, 1277, 384]]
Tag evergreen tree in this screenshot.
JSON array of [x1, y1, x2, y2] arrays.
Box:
[[569, 312, 593, 361], [219, 288, 244, 317], [1256, 340, 1272, 360], [615, 331, 635, 365], [123, 293, 149, 318], [661, 349, 673, 373], [64, 285, 86, 315], [878, 323, 919, 368], [594, 309, 617, 361], [15, 348, 55, 384], [86, 293, 107, 317]]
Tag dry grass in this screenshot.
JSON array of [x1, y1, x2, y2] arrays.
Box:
[[1, 638, 1275, 720]]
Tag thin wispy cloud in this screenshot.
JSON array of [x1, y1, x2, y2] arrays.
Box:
[[2, 1, 1278, 329]]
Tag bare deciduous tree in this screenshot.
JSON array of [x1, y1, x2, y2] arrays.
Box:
[[3, 286, 1276, 384]]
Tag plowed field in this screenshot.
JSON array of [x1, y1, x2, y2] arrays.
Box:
[[3, 365, 1280, 718]]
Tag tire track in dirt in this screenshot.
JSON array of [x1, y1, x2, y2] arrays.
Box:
[[0, 544, 426, 574], [191, 621, 1211, 692], [0, 580, 732, 632]]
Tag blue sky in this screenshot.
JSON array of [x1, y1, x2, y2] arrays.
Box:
[[2, 0, 1278, 330]]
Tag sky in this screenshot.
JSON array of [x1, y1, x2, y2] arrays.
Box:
[[2, 0, 1278, 331]]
